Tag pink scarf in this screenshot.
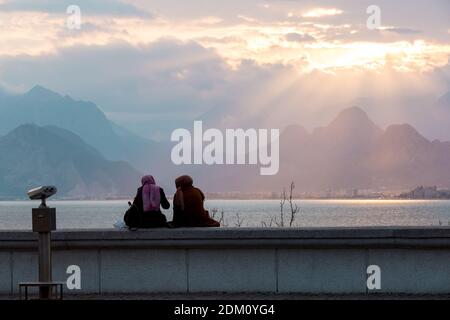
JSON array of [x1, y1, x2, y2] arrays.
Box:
[[141, 175, 161, 212]]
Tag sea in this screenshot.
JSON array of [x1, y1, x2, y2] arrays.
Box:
[[0, 199, 449, 230]]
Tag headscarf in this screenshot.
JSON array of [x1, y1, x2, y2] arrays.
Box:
[[141, 175, 161, 212], [174, 175, 193, 211]]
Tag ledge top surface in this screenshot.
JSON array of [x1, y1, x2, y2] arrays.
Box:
[[1, 227, 449, 241]]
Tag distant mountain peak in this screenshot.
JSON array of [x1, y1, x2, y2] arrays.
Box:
[[12, 123, 38, 130], [28, 85, 50, 92], [7, 123, 44, 135], [25, 85, 61, 100], [385, 123, 418, 133], [382, 124, 430, 147], [7, 124, 60, 142], [318, 106, 382, 138], [384, 123, 425, 137], [282, 124, 309, 136], [335, 106, 371, 121], [0, 124, 141, 199]]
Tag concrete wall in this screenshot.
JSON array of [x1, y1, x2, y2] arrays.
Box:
[[0, 227, 449, 295]]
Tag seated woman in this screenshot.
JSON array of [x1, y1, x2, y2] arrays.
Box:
[[131, 175, 170, 228], [172, 175, 220, 228]]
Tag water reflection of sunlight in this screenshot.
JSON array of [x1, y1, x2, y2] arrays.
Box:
[[309, 199, 431, 206]]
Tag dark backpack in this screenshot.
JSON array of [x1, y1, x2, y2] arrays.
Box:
[[124, 202, 141, 229]]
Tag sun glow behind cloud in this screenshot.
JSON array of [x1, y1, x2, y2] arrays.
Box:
[[0, 1, 448, 143], [0, 3, 449, 76]]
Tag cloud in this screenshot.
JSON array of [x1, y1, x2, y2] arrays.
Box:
[[0, 0, 152, 17], [301, 8, 344, 18], [0, 38, 449, 141], [0, 0, 448, 74], [237, 15, 259, 23], [1, 0, 450, 140], [381, 27, 422, 35], [284, 33, 316, 43], [0, 39, 301, 137], [0, 40, 231, 131], [192, 16, 224, 25]]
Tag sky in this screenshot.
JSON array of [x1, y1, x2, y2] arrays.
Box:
[[0, 0, 449, 140]]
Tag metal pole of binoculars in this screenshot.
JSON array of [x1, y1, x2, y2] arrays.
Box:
[[38, 227, 52, 299], [32, 199, 56, 299]]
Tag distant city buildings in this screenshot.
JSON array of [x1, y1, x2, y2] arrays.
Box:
[[400, 186, 450, 199], [204, 186, 450, 200]]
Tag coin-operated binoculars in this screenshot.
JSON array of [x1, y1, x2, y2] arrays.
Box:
[[27, 186, 57, 299]]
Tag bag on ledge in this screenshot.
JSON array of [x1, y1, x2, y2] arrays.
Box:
[[124, 201, 141, 229]]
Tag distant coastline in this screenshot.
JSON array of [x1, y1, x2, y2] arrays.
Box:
[[2, 195, 450, 202], [1, 185, 449, 202]]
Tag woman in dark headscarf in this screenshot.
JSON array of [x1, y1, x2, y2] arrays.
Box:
[[131, 175, 170, 228], [172, 175, 220, 228]]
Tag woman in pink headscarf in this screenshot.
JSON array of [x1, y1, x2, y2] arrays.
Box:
[[130, 175, 170, 228]]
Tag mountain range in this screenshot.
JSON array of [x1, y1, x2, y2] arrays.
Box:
[[350, 91, 450, 142], [0, 86, 165, 173], [266, 107, 450, 192], [1, 85, 450, 198], [0, 124, 141, 199]]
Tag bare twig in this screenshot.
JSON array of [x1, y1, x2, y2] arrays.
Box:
[[279, 188, 287, 227], [211, 208, 218, 219], [235, 212, 244, 227], [218, 210, 228, 227], [273, 217, 281, 227], [288, 182, 300, 227], [263, 218, 275, 228]]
